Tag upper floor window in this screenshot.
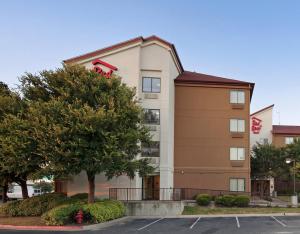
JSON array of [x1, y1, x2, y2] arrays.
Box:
[[230, 90, 245, 104], [285, 137, 294, 145], [142, 77, 161, 93], [144, 109, 160, 125], [230, 119, 245, 132], [230, 178, 245, 192], [141, 141, 160, 157], [230, 147, 245, 160]]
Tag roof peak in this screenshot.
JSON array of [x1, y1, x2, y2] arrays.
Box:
[[63, 35, 183, 72], [251, 104, 274, 116]]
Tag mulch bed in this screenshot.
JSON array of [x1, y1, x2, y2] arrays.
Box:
[[0, 216, 44, 226]]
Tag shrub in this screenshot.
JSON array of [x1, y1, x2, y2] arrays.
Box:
[[69, 193, 88, 200], [0, 200, 22, 216], [215, 195, 236, 207], [0, 193, 67, 217], [234, 195, 250, 207], [41, 200, 125, 226], [196, 194, 212, 206]]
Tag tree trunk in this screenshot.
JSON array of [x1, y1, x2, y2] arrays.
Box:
[[87, 172, 95, 203], [20, 179, 29, 199], [2, 183, 8, 203]]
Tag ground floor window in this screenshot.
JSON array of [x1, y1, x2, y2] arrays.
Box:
[[230, 178, 245, 192]]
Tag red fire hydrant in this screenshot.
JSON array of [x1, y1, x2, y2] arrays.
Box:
[[75, 210, 83, 224]]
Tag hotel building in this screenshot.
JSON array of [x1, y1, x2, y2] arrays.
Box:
[[59, 36, 255, 199]]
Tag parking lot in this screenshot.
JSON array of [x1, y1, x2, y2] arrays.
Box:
[[98, 215, 300, 234], [1, 215, 300, 234]]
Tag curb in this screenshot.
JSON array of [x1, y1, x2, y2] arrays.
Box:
[[0, 224, 83, 231], [0, 216, 131, 231]]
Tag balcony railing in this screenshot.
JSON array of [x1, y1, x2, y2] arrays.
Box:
[[109, 188, 250, 201]]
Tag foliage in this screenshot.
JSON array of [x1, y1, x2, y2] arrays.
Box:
[[215, 195, 250, 207], [41, 200, 125, 226], [0, 193, 67, 216], [251, 143, 286, 178], [215, 195, 236, 207], [69, 193, 88, 200], [195, 194, 212, 206], [20, 65, 153, 202], [234, 195, 250, 207]]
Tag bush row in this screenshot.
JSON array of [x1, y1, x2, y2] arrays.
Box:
[[41, 200, 125, 225], [195, 194, 250, 207], [0, 192, 89, 217]]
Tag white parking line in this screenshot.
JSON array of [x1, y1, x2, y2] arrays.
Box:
[[236, 216, 240, 228], [137, 218, 164, 231], [272, 216, 287, 227], [190, 217, 201, 229]]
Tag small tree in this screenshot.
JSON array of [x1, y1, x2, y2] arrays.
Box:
[[251, 143, 286, 178], [20, 65, 153, 203]]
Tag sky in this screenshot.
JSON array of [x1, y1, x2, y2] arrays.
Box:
[[0, 0, 300, 125]]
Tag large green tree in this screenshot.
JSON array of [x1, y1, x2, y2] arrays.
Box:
[[0, 82, 47, 199], [21, 65, 153, 203]]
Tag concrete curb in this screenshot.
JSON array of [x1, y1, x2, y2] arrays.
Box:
[[82, 216, 131, 230], [0, 216, 130, 231], [0, 224, 83, 231]]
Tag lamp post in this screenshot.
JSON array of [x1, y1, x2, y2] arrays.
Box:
[[285, 158, 296, 195]]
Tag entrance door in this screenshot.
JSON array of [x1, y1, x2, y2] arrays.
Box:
[[142, 175, 160, 200]]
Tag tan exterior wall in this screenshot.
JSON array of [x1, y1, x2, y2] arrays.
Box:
[[174, 84, 251, 192], [273, 134, 300, 148]]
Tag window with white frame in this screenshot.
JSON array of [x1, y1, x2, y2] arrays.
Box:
[[285, 137, 294, 145], [230, 119, 245, 132], [230, 178, 245, 192], [230, 90, 245, 104], [142, 77, 161, 93], [230, 147, 245, 160]]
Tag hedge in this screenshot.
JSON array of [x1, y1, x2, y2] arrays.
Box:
[[0, 193, 67, 217], [42, 200, 125, 226], [195, 194, 212, 206], [215, 195, 250, 207]]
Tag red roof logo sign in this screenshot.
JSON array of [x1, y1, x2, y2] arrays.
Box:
[[92, 59, 118, 78], [251, 116, 262, 134]]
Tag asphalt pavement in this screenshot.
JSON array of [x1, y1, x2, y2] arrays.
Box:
[[2, 216, 300, 233]]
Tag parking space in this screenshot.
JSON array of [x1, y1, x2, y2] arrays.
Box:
[[97, 215, 300, 234]]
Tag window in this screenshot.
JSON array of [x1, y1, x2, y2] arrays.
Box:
[[285, 137, 294, 145], [230, 178, 245, 192], [230, 119, 245, 132], [142, 77, 161, 93], [141, 141, 160, 157], [230, 90, 245, 104], [144, 109, 160, 125], [230, 148, 245, 160]]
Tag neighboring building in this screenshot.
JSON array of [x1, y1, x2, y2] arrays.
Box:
[[250, 105, 300, 196], [272, 125, 300, 147], [58, 36, 254, 199]]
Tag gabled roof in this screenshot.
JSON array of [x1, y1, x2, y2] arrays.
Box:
[[175, 71, 255, 98], [272, 125, 300, 135], [251, 104, 274, 116], [63, 35, 184, 72]]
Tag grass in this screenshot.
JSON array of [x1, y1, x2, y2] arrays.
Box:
[[182, 206, 300, 215], [0, 216, 44, 226]]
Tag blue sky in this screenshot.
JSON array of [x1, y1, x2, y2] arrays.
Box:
[[0, 0, 300, 124]]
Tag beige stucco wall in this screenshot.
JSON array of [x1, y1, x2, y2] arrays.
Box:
[[250, 106, 273, 148], [65, 40, 179, 198]]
